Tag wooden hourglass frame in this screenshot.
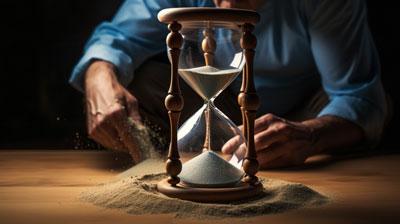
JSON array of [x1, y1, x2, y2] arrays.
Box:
[[156, 7, 261, 203]]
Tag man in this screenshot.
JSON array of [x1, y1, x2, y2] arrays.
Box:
[[70, 0, 388, 168]]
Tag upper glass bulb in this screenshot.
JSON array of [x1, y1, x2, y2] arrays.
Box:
[[178, 21, 245, 100]]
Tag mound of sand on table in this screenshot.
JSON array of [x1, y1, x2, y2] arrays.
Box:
[[80, 159, 328, 219]]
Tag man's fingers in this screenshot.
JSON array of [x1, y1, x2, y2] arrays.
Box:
[[88, 127, 108, 146], [254, 125, 289, 151], [88, 100, 142, 163], [238, 113, 277, 135], [221, 135, 242, 154], [236, 143, 247, 159], [224, 114, 288, 156], [110, 106, 141, 163], [115, 126, 141, 163], [88, 123, 125, 151], [257, 143, 286, 168], [257, 141, 307, 169], [97, 127, 127, 151], [254, 113, 277, 133], [124, 90, 142, 123], [127, 104, 142, 123]]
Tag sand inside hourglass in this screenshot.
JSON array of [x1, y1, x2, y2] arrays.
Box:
[[179, 65, 241, 100], [178, 65, 244, 187]]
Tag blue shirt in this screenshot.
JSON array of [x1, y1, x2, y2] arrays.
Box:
[[70, 0, 387, 144]]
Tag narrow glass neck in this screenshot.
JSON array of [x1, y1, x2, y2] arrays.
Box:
[[204, 99, 216, 107]]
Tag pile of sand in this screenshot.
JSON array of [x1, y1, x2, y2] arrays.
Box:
[[80, 159, 328, 219]]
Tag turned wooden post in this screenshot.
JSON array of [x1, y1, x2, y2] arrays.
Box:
[[238, 64, 248, 141], [165, 21, 184, 186], [201, 24, 216, 66], [240, 23, 260, 185]]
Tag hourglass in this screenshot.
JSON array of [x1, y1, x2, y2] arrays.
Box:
[[157, 7, 261, 203]]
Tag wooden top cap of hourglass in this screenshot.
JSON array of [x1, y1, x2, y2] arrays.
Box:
[[158, 7, 260, 25]]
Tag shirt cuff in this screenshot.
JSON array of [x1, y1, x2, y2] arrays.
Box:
[[318, 95, 386, 147], [69, 44, 134, 93]]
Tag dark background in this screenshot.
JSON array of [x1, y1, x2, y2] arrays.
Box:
[[0, 1, 398, 149]]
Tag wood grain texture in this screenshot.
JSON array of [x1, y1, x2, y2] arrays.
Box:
[[165, 21, 184, 186], [201, 27, 216, 66], [240, 23, 260, 186], [157, 178, 263, 203], [158, 7, 260, 25], [1, 150, 399, 223]]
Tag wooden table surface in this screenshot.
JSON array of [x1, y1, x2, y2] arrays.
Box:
[[0, 149, 399, 224]]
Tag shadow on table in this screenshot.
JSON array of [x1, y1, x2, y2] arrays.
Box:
[[96, 146, 400, 172], [93, 136, 400, 172], [90, 151, 135, 171], [273, 146, 400, 171]]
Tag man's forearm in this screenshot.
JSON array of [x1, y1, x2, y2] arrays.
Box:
[[85, 60, 118, 89], [302, 115, 364, 155]]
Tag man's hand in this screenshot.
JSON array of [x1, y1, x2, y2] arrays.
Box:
[[223, 114, 316, 169], [223, 113, 364, 169], [84, 60, 142, 163]]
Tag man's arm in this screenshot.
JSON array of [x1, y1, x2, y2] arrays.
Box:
[[71, 0, 215, 162], [307, 0, 387, 145], [223, 113, 364, 169], [69, 0, 185, 162], [70, 0, 175, 92], [84, 60, 142, 162], [265, 0, 386, 167], [223, 0, 386, 169]]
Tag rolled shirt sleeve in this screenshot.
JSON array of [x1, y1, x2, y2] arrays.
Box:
[[307, 0, 387, 145], [69, 0, 189, 92], [70, 0, 387, 145]]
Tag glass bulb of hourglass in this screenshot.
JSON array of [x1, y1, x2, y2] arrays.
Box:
[[176, 21, 246, 187], [179, 66, 242, 100]]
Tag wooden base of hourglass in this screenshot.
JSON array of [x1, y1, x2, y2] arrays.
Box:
[[157, 179, 263, 203], [157, 8, 262, 203]]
